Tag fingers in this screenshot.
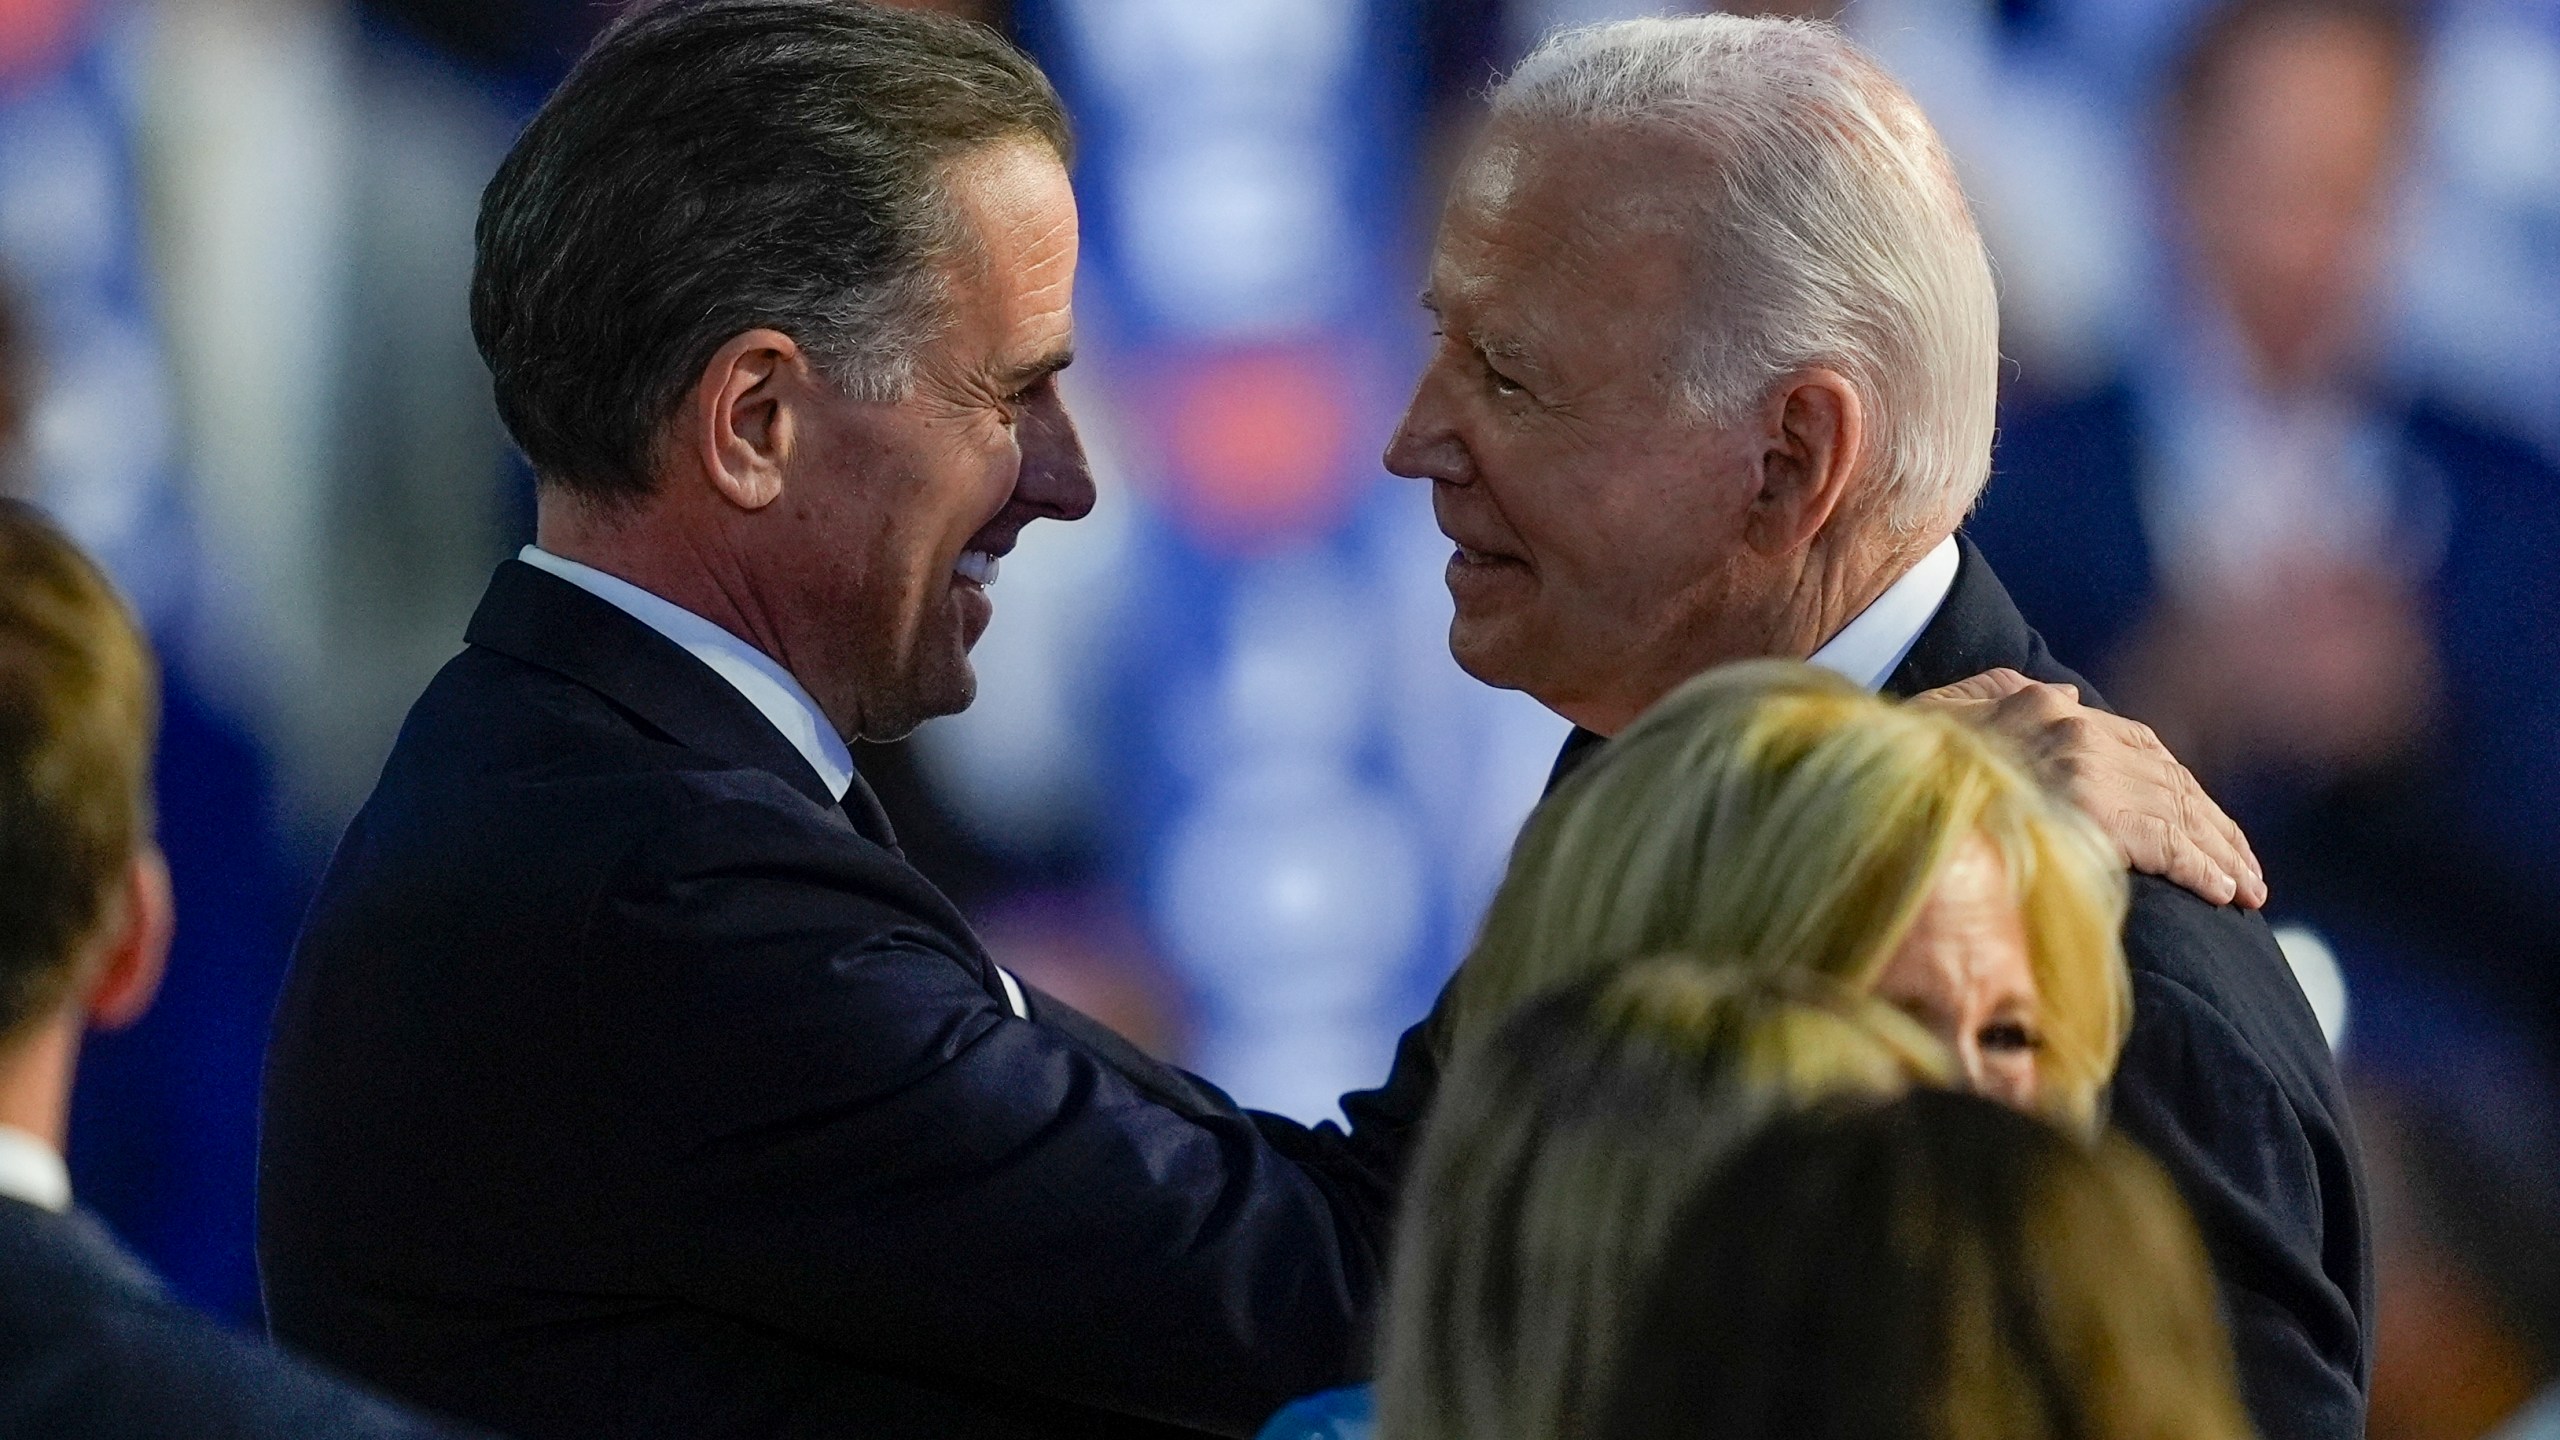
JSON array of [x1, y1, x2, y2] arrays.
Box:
[[2088, 714, 2263, 909], [2157, 807, 2244, 908], [2175, 759, 2267, 908], [2120, 807, 2241, 909], [2113, 711, 2263, 908], [1914, 668, 2053, 706], [1910, 672, 2267, 908]]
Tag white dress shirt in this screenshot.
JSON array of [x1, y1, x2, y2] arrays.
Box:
[[1806, 534, 1960, 694], [519, 546, 856, 801], [517, 547, 1029, 1020], [0, 1123, 70, 1212]]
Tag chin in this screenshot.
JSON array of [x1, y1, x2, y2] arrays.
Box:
[[849, 652, 977, 744], [1447, 616, 1533, 693], [913, 653, 981, 725]]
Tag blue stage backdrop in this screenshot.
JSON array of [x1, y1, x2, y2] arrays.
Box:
[[1004, 0, 1567, 1121]]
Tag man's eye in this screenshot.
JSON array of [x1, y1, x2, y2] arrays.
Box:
[[1981, 1021, 2043, 1054], [1487, 368, 1526, 398]]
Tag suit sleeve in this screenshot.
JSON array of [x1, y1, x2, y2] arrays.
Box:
[[2107, 965, 2367, 1440], [585, 796, 1386, 1437], [1320, 988, 1451, 1188]]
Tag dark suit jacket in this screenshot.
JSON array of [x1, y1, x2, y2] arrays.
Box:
[[1550, 538, 2372, 1440], [0, 1195, 482, 1439], [259, 561, 1437, 1440]]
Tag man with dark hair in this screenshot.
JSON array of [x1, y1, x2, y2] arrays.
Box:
[[0, 502, 487, 1440], [261, 3, 2267, 1437], [262, 5, 1407, 1437]]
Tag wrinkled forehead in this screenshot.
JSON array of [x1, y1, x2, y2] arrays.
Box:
[[1430, 122, 1705, 336]]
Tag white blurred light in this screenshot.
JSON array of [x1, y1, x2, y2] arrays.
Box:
[[1156, 760, 1426, 1118], [32, 316, 173, 554], [1060, 0, 1359, 119], [2271, 924, 2351, 1055], [2430, 17, 2560, 201], [1115, 136, 1351, 337]]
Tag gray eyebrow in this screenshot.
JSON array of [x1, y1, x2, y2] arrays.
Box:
[[996, 346, 1075, 388]]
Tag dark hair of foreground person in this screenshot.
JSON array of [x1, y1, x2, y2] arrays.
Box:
[[1601, 1088, 2252, 1440]]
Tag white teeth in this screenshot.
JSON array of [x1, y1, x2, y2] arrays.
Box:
[[954, 550, 1000, 586]]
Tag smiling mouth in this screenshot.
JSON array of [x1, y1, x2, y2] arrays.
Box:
[[953, 549, 1002, 587]]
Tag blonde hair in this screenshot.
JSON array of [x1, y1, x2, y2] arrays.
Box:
[[1375, 960, 1952, 1440], [1601, 1090, 2254, 1440], [1451, 660, 2129, 1128], [0, 501, 156, 1046]]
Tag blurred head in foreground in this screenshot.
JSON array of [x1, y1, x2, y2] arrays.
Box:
[[1601, 1088, 2252, 1440], [0, 501, 170, 1148], [1375, 961, 1948, 1440], [1452, 660, 2128, 1126]]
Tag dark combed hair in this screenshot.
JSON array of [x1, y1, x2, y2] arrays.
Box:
[[0, 501, 155, 1043], [469, 0, 1071, 504], [1598, 1089, 2253, 1440]]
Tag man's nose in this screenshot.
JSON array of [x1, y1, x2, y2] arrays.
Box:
[[1382, 363, 1472, 485], [1017, 389, 1096, 522]]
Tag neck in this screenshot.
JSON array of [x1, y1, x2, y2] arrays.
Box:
[[0, 1018, 79, 1151], [538, 490, 798, 683], [1566, 527, 1918, 738]]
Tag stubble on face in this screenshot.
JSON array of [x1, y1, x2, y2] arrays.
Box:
[[1386, 123, 1775, 736], [780, 140, 1087, 742]]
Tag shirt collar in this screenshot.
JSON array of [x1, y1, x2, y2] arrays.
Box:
[[1806, 534, 1961, 694], [0, 1124, 69, 1212], [517, 547, 857, 803]]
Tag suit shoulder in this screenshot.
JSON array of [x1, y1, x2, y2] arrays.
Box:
[[0, 1242, 472, 1438], [2118, 877, 2342, 1110]]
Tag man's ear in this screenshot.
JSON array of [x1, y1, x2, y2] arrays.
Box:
[[1742, 367, 1864, 557], [85, 847, 172, 1033], [686, 328, 809, 513]]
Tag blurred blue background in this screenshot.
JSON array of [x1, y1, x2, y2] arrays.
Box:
[[1, 1, 2553, 1435]]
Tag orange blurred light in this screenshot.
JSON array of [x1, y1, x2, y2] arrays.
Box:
[[1159, 348, 1356, 551]]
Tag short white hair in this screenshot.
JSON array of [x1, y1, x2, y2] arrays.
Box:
[[1490, 16, 2001, 538]]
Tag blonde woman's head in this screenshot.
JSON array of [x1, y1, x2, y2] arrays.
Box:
[[1452, 659, 2129, 1127], [1376, 960, 1951, 1440]]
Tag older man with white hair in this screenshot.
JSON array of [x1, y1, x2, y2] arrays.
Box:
[[1379, 17, 2367, 1440]]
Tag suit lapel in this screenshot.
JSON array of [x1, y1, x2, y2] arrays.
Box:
[[1884, 534, 2103, 707], [465, 559, 848, 813], [836, 768, 903, 856]]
